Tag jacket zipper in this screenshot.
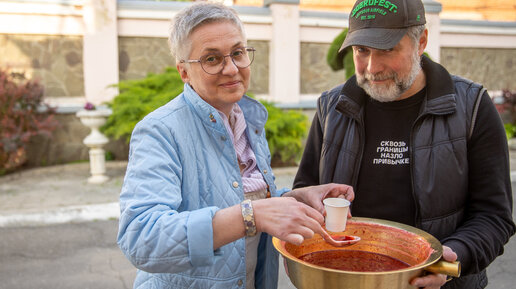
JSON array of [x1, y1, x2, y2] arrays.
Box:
[[409, 119, 421, 228], [352, 110, 365, 200]]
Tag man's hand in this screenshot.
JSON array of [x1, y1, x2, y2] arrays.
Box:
[[410, 246, 458, 288], [284, 183, 354, 215]]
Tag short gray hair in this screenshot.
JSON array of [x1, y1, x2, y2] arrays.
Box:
[[406, 24, 426, 47], [169, 2, 246, 62]]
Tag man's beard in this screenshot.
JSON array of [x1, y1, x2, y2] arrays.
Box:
[[356, 50, 422, 102]]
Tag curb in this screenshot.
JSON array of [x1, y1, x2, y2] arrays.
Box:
[[0, 202, 120, 228]]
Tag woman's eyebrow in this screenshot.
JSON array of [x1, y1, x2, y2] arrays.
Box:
[[201, 42, 245, 53]]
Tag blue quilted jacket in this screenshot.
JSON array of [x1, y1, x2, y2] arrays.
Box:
[[118, 84, 280, 289]]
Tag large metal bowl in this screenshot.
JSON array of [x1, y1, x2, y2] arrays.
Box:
[[273, 217, 460, 289]]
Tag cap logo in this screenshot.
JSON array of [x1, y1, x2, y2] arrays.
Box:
[[351, 0, 398, 20]]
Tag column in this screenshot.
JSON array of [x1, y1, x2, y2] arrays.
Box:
[[265, 0, 300, 104], [423, 0, 443, 62], [83, 0, 119, 105]]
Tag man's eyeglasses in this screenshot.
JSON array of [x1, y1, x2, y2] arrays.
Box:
[[180, 47, 255, 75]]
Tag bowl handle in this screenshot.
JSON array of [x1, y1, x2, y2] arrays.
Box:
[[425, 260, 461, 277]]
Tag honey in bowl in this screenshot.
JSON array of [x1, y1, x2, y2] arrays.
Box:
[[298, 249, 411, 272]]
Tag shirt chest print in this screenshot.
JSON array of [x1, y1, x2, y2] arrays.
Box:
[[373, 140, 410, 165]]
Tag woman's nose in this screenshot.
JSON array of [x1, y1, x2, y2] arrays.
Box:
[[221, 57, 239, 75]]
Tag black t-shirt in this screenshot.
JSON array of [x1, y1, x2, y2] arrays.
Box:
[[353, 88, 426, 226]]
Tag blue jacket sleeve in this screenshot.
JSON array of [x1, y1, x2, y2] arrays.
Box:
[[117, 117, 222, 273]]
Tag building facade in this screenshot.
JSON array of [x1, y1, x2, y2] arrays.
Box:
[[1, 0, 515, 165]]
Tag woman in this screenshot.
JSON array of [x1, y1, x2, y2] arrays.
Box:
[[117, 2, 354, 289]]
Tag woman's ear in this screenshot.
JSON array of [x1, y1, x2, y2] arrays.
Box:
[[177, 63, 189, 84]]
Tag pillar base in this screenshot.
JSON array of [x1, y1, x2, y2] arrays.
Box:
[[88, 174, 110, 184]]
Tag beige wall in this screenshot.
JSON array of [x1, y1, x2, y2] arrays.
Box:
[[25, 114, 129, 166], [0, 34, 84, 97], [1, 0, 515, 166], [439, 0, 516, 21], [236, 0, 516, 21], [2, 0, 515, 105], [2, 34, 514, 103], [441, 48, 516, 91]]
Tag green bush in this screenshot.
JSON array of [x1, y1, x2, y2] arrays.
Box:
[[102, 67, 184, 141], [495, 90, 516, 139], [504, 123, 516, 139], [259, 100, 308, 166], [327, 28, 355, 80], [103, 67, 308, 165]]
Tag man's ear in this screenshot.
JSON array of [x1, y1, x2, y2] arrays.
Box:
[[177, 63, 189, 84], [418, 29, 428, 56]]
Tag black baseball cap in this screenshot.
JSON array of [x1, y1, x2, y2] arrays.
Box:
[[340, 0, 426, 51]]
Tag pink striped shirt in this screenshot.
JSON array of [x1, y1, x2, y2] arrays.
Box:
[[217, 104, 268, 193]]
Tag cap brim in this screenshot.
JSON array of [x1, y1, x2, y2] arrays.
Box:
[[339, 28, 408, 51]]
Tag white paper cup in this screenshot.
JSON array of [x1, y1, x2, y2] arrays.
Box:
[[323, 198, 350, 232]]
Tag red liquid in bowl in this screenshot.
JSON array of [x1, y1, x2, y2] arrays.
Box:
[[298, 249, 410, 272]]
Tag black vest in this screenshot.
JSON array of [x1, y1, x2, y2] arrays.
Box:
[[315, 57, 486, 288]]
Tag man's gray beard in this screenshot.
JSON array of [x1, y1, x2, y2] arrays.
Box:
[[357, 51, 422, 102]]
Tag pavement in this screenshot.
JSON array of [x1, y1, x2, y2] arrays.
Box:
[[0, 152, 514, 227], [0, 161, 298, 227], [0, 155, 515, 289], [0, 161, 298, 289]]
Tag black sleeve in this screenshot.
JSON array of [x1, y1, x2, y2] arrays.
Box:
[[442, 92, 516, 275], [293, 111, 323, 189]]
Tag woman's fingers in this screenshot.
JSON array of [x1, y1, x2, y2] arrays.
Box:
[[253, 197, 324, 244], [284, 233, 305, 245]]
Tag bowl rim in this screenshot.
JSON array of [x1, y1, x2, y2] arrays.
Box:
[[272, 217, 443, 275]]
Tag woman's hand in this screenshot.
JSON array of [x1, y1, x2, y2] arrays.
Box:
[[410, 246, 458, 288], [253, 197, 325, 245], [284, 183, 355, 215], [214, 184, 354, 248]]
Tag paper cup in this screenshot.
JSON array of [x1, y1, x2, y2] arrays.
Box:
[[323, 198, 350, 232]]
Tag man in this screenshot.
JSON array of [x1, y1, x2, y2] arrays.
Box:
[[294, 0, 515, 288]]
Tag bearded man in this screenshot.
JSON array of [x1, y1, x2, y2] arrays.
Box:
[[293, 0, 515, 288]]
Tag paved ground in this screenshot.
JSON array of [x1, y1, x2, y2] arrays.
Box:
[[0, 158, 514, 288], [0, 162, 298, 289]]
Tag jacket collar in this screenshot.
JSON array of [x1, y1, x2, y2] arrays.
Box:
[[182, 83, 268, 134], [336, 55, 457, 117]]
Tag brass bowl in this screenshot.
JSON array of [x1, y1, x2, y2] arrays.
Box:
[[273, 217, 460, 289]]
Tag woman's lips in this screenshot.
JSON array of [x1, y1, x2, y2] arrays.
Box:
[[220, 80, 241, 88]]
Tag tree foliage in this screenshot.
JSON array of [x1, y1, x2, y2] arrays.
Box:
[[326, 28, 355, 80]]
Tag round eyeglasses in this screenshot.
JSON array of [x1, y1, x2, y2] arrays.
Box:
[[180, 47, 255, 75]]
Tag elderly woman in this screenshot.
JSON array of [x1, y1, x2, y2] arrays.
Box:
[[117, 2, 353, 289]]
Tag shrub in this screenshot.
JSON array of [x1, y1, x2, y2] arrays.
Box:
[[0, 70, 59, 175], [504, 123, 516, 139], [259, 100, 308, 165], [103, 67, 308, 165], [102, 67, 184, 141], [493, 90, 516, 139], [327, 28, 355, 80]]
